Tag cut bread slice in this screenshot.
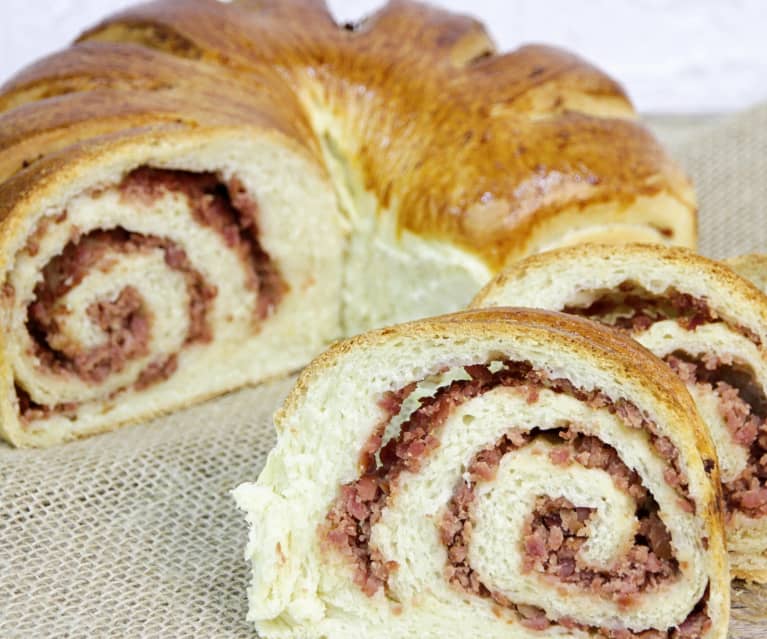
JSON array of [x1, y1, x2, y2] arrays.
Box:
[[0, 125, 345, 447], [234, 308, 728, 639], [473, 243, 767, 581]]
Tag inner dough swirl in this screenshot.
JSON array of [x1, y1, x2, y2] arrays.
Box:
[[324, 362, 710, 638], [9, 167, 284, 423]]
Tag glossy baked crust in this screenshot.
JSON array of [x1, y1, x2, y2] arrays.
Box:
[[0, 0, 696, 270]]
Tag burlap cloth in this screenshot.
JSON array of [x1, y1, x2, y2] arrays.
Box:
[[2, 104, 767, 638]]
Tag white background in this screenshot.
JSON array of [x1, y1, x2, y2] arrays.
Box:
[[1, 0, 765, 114]]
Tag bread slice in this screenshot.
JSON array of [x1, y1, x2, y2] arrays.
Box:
[[473, 243, 767, 582], [234, 308, 728, 639], [0, 123, 348, 447]]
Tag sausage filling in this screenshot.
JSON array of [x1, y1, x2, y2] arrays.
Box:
[[440, 428, 705, 638], [324, 361, 708, 635], [666, 353, 767, 519], [17, 167, 287, 422], [27, 229, 215, 385], [119, 168, 286, 321], [564, 281, 759, 345]]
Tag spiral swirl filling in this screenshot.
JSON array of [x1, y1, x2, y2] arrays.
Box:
[[14, 167, 286, 423], [666, 353, 767, 519], [564, 281, 767, 522], [562, 282, 758, 343], [324, 361, 710, 638]]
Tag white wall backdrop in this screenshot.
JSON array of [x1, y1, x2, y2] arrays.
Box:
[[1, 0, 765, 113]]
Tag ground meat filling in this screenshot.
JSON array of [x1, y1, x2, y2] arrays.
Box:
[[120, 167, 287, 320], [666, 353, 767, 519], [443, 487, 708, 639], [564, 281, 759, 346], [442, 429, 678, 614], [324, 361, 705, 635], [17, 167, 286, 422], [15, 383, 78, 423], [26, 229, 216, 385]]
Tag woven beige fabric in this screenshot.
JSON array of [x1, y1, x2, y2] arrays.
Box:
[[672, 103, 767, 259], [2, 105, 767, 638], [0, 378, 294, 637]]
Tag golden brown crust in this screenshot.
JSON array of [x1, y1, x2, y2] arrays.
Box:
[[0, 39, 317, 187], [0, 0, 695, 269]]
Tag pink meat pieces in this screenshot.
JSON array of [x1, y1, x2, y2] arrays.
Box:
[[564, 281, 759, 349], [441, 427, 709, 638], [666, 353, 767, 519], [326, 361, 692, 599], [564, 285, 718, 333], [120, 167, 286, 320], [26, 229, 216, 385], [134, 355, 179, 391], [324, 479, 394, 596], [444, 430, 676, 608], [15, 383, 77, 424], [324, 358, 711, 636]]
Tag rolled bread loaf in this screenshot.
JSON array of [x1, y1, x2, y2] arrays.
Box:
[[0, 0, 696, 446], [234, 308, 728, 639], [473, 243, 767, 581]]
